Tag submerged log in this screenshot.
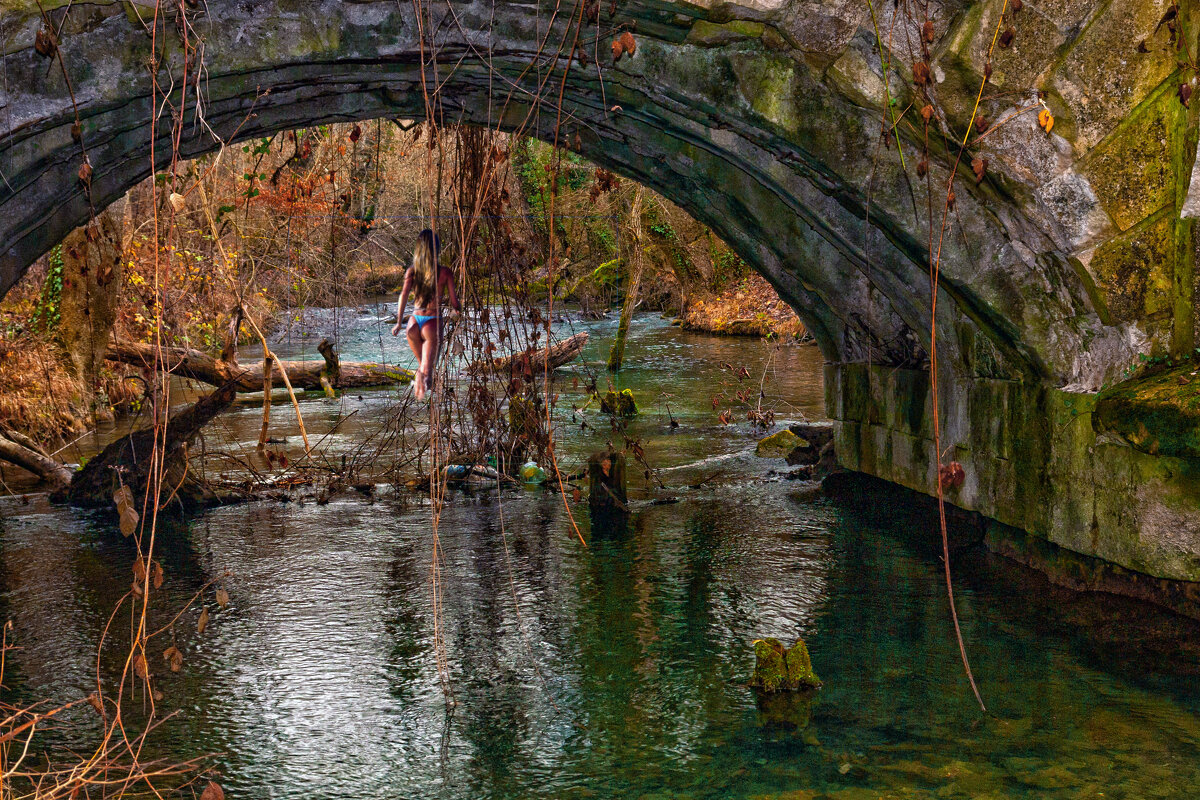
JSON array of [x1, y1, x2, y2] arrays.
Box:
[[105, 340, 411, 392], [55, 383, 238, 508], [470, 332, 588, 377]]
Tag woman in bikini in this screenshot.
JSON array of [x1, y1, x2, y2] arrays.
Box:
[[390, 228, 461, 401]]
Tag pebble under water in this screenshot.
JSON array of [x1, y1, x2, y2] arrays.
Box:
[[2, 310, 1200, 799]]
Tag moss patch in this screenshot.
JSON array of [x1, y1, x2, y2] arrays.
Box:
[[1095, 363, 1200, 458], [756, 429, 805, 458]]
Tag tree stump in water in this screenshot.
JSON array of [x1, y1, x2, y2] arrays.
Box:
[[588, 448, 628, 530], [751, 638, 821, 691]]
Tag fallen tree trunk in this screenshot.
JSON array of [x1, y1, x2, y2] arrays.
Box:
[[470, 332, 588, 377], [105, 340, 411, 392], [0, 433, 72, 491], [54, 382, 238, 508]]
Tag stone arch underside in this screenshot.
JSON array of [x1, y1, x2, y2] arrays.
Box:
[[6, 0, 1200, 585]]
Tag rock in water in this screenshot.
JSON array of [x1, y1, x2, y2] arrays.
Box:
[[752, 637, 821, 691], [600, 389, 637, 416], [756, 429, 805, 458]]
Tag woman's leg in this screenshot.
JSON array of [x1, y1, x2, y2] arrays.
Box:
[[419, 321, 441, 394], [406, 319, 425, 398]]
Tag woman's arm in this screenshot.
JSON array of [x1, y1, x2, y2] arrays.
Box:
[[391, 269, 413, 336], [442, 267, 462, 313]]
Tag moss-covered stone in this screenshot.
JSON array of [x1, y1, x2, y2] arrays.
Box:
[[1095, 363, 1200, 459], [686, 19, 763, 47], [756, 429, 805, 457], [1086, 211, 1174, 325], [1079, 92, 1175, 232], [600, 389, 636, 417]]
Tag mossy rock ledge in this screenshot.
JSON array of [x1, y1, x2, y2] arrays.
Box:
[[751, 637, 821, 692], [600, 389, 637, 417], [1094, 365, 1200, 459]]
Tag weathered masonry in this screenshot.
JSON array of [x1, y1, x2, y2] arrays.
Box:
[[4, 0, 1200, 582]]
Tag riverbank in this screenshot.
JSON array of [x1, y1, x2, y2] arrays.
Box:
[[679, 274, 808, 340]]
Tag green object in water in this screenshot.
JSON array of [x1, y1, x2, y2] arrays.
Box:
[[520, 462, 546, 485], [600, 389, 637, 416], [756, 429, 806, 458], [752, 637, 821, 691]]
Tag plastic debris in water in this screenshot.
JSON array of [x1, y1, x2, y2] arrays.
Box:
[[520, 462, 546, 485]]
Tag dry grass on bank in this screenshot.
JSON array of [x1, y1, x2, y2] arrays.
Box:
[[681, 274, 807, 340]]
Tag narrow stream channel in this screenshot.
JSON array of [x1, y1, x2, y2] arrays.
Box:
[[2, 310, 1200, 798]]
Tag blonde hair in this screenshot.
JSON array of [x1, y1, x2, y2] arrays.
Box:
[[412, 228, 439, 306]]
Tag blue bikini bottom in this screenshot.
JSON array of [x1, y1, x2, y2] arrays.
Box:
[[412, 314, 439, 327]]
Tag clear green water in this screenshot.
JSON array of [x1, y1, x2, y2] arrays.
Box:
[[3, 311, 1200, 799]]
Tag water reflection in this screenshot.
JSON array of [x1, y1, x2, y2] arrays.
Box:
[[1, 315, 1199, 798]]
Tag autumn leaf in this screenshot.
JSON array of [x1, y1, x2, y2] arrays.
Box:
[[999, 26, 1015, 48], [1038, 107, 1055, 133], [197, 606, 209, 635], [921, 104, 934, 124], [86, 693, 105, 717], [151, 560, 164, 590], [216, 587, 230, 609], [1180, 82, 1193, 108], [971, 157, 987, 183], [34, 27, 57, 58], [922, 19, 935, 43], [611, 39, 624, 62], [77, 160, 93, 187], [163, 645, 183, 673], [619, 31, 636, 56], [912, 61, 930, 86], [133, 653, 149, 682], [200, 781, 225, 800]]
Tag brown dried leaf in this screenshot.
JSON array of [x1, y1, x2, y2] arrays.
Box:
[[216, 587, 230, 610], [86, 693, 104, 717], [912, 61, 930, 86], [120, 507, 139, 536], [71, 121, 82, 142], [999, 27, 1015, 49], [163, 645, 183, 673], [34, 27, 57, 58], [916, 159, 929, 178], [1180, 82, 1193, 108], [572, 488, 582, 503], [922, 19, 935, 43], [619, 31, 636, 56], [200, 781, 225, 800], [921, 104, 934, 124], [132, 557, 147, 583], [349, 124, 362, 143], [611, 39, 624, 61], [77, 160, 93, 186], [1011, 0, 1023, 10], [133, 653, 149, 682], [975, 115, 989, 133], [971, 156, 987, 184], [150, 560, 164, 590], [197, 606, 209, 635]]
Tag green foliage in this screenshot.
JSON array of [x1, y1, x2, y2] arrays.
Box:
[[31, 245, 64, 332]]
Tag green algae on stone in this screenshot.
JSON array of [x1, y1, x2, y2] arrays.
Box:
[[752, 637, 820, 691], [1094, 363, 1200, 459], [756, 429, 806, 458], [600, 389, 636, 417]]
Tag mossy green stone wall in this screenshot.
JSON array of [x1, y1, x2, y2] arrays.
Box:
[[830, 363, 1200, 582]]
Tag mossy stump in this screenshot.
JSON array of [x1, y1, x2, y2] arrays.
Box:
[[600, 389, 637, 417], [751, 637, 820, 691]]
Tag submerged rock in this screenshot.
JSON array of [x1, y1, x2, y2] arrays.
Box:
[[756, 429, 805, 458]]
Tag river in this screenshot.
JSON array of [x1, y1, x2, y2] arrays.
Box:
[[2, 309, 1200, 798]]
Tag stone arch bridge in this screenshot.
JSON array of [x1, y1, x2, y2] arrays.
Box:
[[3, 0, 1200, 586]]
